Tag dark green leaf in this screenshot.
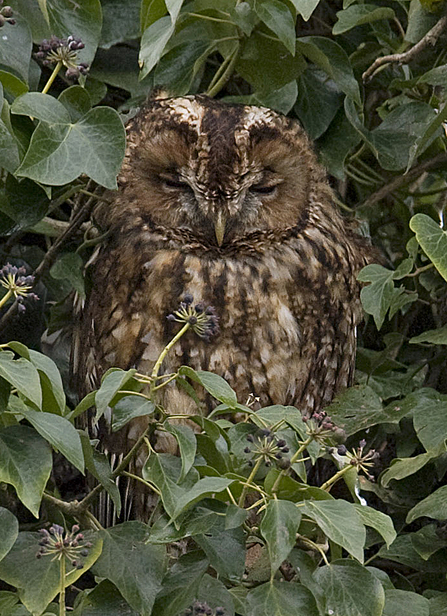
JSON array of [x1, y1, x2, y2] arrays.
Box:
[[154, 40, 210, 95], [11, 93, 71, 123], [0, 350, 41, 408], [0, 70, 28, 97], [140, 0, 168, 30], [401, 388, 447, 453], [0, 507, 18, 562], [80, 431, 121, 516], [92, 522, 165, 616], [254, 0, 296, 55], [297, 36, 361, 103], [196, 575, 235, 616], [166, 423, 197, 482], [179, 367, 238, 406], [50, 252, 85, 297], [260, 499, 302, 574], [139, 15, 175, 80], [333, 5, 395, 35], [231, 2, 257, 36], [0, 19, 32, 82], [152, 551, 209, 616], [314, 560, 385, 616], [0, 425, 52, 516], [58, 85, 92, 122], [295, 68, 343, 139], [237, 32, 306, 90], [18, 409, 84, 472], [382, 589, 429, 616], [173, 476, 235, 519], [73, 579, 138, 616], [112, 395, 155, 432], [16, 107, 126, 189], [100, 0, 140, 48], [195, 526, 246, 582], [246, 581, 319, 616], [410, 325, 447, 344], [95, 369, 137, 422], [0, 117, 20, 174], [225, 504, 248, 529], [381, 453, 434, 487], [301, 500, 366, 562], [0, 531, 102, 615], [407, 485, 447, 524], [318, 106, 361, 178], [353, 504, 396, 548]]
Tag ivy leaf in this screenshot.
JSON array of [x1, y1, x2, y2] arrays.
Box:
[[353, 505, 396, 548], [179, 367, 238, 407], [301, 500, 366, 562], [0, 507, 18, 563], [290, 0, 320, 21], [0, 116, 20, 174], [18, 409, 84, 473], [92, 522, 166, 616], [382, 589, 429, 616], [260, 499, 302, 574], [139, 15, 175, 80], [0, 350, 41, 409], [401, 388, 447, 453], [410, 214, 447, 282], [95, 369, 138, 422], [407, 485, 447, 524], [333, 5, 395, 35], [381, 453, 434, 487], [11, 92, 71, 123], [246, 581, 319, 616], [410, 325, 447, 345], [0, 19, 32, 82], [16, 107, 126, 189], [50, 252, 85, 297], [195, 525, 246, 582], [165, 424, 197, 482], [295, 68, 343, 139], [152, 551, 209, 616], [254, 0, 296, 55], [314, 560, 385, 616], [296, 36, 361, 104], [112, 395, 155, 432], [172, 477, 235, 519], [0, 425, 52, 517]]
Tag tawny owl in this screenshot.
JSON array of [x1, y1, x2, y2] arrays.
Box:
[[72, 94, 369, 518]]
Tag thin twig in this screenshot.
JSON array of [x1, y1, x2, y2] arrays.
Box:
[[359, 152, 447, 209], [363, 11, 447, 82]]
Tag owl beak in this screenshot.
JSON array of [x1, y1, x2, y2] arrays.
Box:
[[214, 210, 227, 246]]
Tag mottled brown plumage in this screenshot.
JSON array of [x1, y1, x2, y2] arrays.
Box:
[[73, 94, 369, 520]]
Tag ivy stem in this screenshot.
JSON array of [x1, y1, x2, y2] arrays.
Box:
[[42, 61, 63, 94], [271, 436, 313, 493], [0, 290, 12, 310], [207, 43, 240, 97], [320, 464, 353, 492], [150, 323, 190, 396], [59, 556, 66, 616], [238, 457, 263, 507]]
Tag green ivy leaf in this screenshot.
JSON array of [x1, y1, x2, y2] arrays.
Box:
[[18, 409, 84, 472], [295, 68, 342, 139], [383, 589, 429, 616], [11, 93, 71, 123], [195, 525, 246, 582], [400, 388, 447, 453], [50, 252, 85, 297], [58, 85, 92, 121], [0, 117, 20, 174], [410, 325, 447, 344], [16, 107, 126, 189], [407, 485, 447, 524], [290, 0, 320, 21], [230, 2, 257, 36], [260, 499, 302, 574], [0, 531, 102, 615], [353, 505, 396, 548], [410, 214, 447, 282], [111, 395, 155, 432], [333, 5, 395, 35], [0, 19, 32, 82], [0, 350, 41, 409], [152, 551, 209, 616], [296, 36, 361, 104], [0, 70, 28, 97], [139, 15, 175, 80], [381, 453, 434, 487], [314, 560, 385, 616], [0, 507, 18, 563], [254, 0, 296, 55], [73, 579, 138, 616], [0, 425, 51, 517], [140, 0, 168, 30], [179, 367, 238, 406], [246, 581, 319, 616], [165, 424, 197, 482], [301, 500, 366, 562], [172, 476, 235, 519], [95, 369, 137, 422], [92, 522, 166, 616]]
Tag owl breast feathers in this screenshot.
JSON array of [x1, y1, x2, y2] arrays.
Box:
[[73, 94, 369, 452]]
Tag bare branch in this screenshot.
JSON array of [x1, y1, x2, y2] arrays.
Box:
[[362, 12, 447, 82]]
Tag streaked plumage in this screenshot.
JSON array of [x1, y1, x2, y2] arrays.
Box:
[[73, 94, 369, 520]]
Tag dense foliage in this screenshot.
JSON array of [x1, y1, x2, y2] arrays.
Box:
[[1, 0, 447, 614]]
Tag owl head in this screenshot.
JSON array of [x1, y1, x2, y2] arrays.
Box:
[[108, 95, 331, 247]]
